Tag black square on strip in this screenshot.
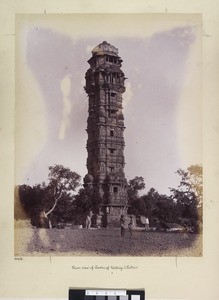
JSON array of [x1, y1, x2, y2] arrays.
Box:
[[69, 289, 85, 300]]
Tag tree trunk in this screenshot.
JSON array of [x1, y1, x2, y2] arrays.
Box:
[[44, 191, 63, 228]]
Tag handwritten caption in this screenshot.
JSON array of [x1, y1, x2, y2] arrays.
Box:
[[72, 265, 138, 272]]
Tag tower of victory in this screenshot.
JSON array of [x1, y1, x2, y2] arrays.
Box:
[[84, 41, 128, 227]]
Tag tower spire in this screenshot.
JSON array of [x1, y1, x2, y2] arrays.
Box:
[[84, 41, 128, 227]]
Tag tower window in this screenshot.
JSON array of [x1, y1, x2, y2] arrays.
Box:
[[111, 92, 116, 97], [110, 130, 114, 137], [110, 167, 115, 172], [109, 148, 115, 154], [112, 74, 116, 84], [113, 187, 118, 193], [110, 73, 113, 83], [109, 109, 116, 115]]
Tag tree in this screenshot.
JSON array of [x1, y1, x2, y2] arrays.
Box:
[[16, 165, 81, 228], [74, 187, 102, 215], [128, 186, 177, 228], [142, 188, 160, 218], [130, 188, 160, 217], [38, 165, 81, 227], [170, 165, 203, 231], [127, 176, 145, 203], [171, 165, 202, 207], [128, 197, 147, 216], [45, 165, 81, 218], [155, 195, 176, 223], [187, 165, 203, 206], [17, 184, 45, 218]]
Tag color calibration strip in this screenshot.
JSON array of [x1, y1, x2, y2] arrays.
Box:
[[84, 296, 139, 300], [69, 289, 145, 300], [86, 290, 126, 296]]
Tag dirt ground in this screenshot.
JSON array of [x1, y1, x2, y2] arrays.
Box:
[[14, 226, 202, 257]]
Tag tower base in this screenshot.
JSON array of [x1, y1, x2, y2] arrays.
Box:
[[102, 205, 128, 228]]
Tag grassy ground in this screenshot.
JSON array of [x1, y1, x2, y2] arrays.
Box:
[[14, 226, 202, 257]]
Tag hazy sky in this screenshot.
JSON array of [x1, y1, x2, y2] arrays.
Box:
[[15, 14, 202, 195]]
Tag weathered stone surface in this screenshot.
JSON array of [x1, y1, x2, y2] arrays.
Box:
[[84, 41, 128, 226]]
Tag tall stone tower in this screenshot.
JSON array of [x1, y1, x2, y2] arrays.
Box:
[[84, 41, 128, 227]]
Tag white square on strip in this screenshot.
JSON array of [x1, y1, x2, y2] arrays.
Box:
[[131, 296, 140, 300], [120, 296, 128, 300]]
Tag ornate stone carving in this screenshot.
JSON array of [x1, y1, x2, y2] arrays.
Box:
[[85, 41, 128, 227]]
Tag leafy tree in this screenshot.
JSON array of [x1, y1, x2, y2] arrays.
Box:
[[17, 183, 45, 218], [74, 187, 102, 216], [128, 197, 147, 216], [141, 188, 160, 218], [170, 165, 203, 231], [45, 165, 81, 220], [48, 192, 76, 224], [170, 165, 202, 207], [16, 165, 81, 228], [127, 176, 145, 203], [129, 188, 159, 217], [155, 196, 176, 223], [128, 187, 178, 228]]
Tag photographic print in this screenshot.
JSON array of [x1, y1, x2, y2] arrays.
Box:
[[14, 14, 202, 256]]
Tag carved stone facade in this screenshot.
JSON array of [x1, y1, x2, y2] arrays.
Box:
[[84, 41, 128, 227]]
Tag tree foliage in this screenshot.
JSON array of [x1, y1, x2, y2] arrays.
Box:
[[129, 188, 177, 226], [128, 166, 203, 231], [74, 187, 102, 215], [45, 165, 81, 217], [16, 165, 81, 227], [170, 165, 202, 206], [15, 164, 203, 232], [169, 165, 203, 231], [127, 176, 145, 203]]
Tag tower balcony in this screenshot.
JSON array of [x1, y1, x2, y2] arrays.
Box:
[[108, 100, 118, 107], [107, 156, 125, 164], [103, 83, 126, 93], [117, 117, 125, 125], [96, 154, 107, 161], [105, 136, 124, 144]]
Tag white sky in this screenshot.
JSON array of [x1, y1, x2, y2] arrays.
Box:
[[15, 14, 202, 195]]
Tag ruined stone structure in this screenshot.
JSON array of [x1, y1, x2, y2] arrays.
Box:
[[84, 41, 128, 227]]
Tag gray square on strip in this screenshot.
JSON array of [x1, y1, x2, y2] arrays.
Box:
[[131, 296, 140, 300], [120, 296, 128, 300], [109, 297, 117, 300], [97, 297, 105, 300]]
